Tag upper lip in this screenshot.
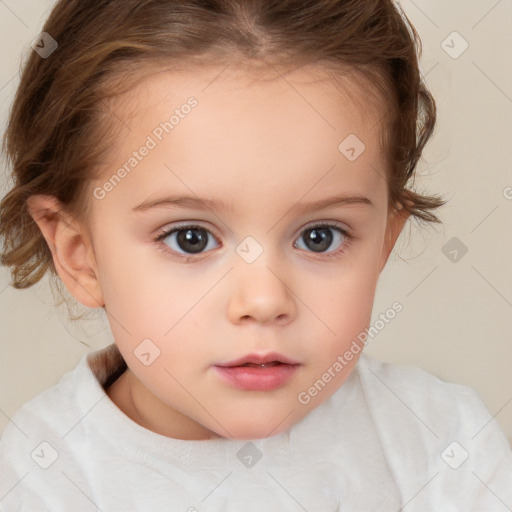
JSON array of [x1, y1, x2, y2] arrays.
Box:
[[216, 352, 300, 367]]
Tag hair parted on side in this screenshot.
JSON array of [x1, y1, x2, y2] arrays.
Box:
[[1, 0, 447, 299]]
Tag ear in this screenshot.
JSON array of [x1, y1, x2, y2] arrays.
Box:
[[26, 195, 104, 308], [378, 205, 410, 273]]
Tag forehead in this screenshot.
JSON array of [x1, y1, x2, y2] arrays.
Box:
[[109, 61, 384, 136], [91, 62, 388, 212]]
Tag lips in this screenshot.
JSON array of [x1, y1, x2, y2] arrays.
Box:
[[216, 352, 300, 368], [239, 361, 281, 368], [214, 352, 301, 391]]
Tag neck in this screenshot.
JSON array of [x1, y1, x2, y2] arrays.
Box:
[[106, 368, 222, 441]]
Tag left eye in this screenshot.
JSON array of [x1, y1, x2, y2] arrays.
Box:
[[294, 224, 347, 254]]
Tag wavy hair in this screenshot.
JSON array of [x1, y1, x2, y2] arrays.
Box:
[[1, 0, 446, 299]]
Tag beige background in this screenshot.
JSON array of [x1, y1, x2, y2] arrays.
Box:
[[1, 1, 511, 446]]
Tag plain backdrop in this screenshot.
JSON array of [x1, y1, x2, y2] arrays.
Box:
[[1, 0, 511, 446]]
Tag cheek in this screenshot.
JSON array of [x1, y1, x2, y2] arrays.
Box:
[[96, 248, 214, 367], [304, 258, 380, 329], [92, 233, 167, 338], [296, 275, 375, 404], [297, 254, 381, 366]]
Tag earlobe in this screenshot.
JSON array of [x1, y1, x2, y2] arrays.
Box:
[[378, 206, 410, 273], [26, 195, 104, 308]]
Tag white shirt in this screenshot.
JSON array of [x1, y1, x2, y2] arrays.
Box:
[[1, 343, 511, 511]]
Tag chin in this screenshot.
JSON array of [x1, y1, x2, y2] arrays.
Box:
[[226, 427, 285, 441], [211, 415, 295, 441]]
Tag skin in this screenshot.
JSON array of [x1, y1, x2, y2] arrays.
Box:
[[27, 63, 409, 441]]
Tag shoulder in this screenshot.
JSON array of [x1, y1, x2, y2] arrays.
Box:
[[1, 344, 125, 442], [351, 352, 512, 502], [355, 351, 490, 419], [352, 351, 510, 443], [1, 358, 82, 442], [0, 346, 122, 509], [0, 351, 95, 459], [0, 357, 78, 508], [0, 344, 125, 449]]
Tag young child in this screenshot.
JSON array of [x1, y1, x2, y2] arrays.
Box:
[[1, 0, 511, 510]]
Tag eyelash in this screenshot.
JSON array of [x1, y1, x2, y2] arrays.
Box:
[[153, 221, 354, 261]]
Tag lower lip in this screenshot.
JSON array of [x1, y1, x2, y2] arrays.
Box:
[[214, 364, 299, 391]]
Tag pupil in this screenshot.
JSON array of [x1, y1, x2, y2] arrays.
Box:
[[177, 229, 207, 253], [306, 227, 332, 252]]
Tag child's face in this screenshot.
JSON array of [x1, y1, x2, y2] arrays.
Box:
[[80, 64, 407, 440]]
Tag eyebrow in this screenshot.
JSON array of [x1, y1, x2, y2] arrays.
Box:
[[131, 193, 374, 214]]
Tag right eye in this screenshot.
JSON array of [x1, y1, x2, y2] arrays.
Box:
[[154, 224, 220, 256]]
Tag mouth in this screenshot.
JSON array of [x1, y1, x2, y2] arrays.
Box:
[[216, 352, 300, 368], [238, 361, 282, 368], [214, 352, 301, 391]]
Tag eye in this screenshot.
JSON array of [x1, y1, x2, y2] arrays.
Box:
[[155, 224, 219, 256], [154, 221, 353, 260], [293, 223, 351, 256]]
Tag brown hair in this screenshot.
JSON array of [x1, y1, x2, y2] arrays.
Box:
[[0, 0, 446, 302]]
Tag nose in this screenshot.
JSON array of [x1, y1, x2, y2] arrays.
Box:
[[226, 258, 296, 326]]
